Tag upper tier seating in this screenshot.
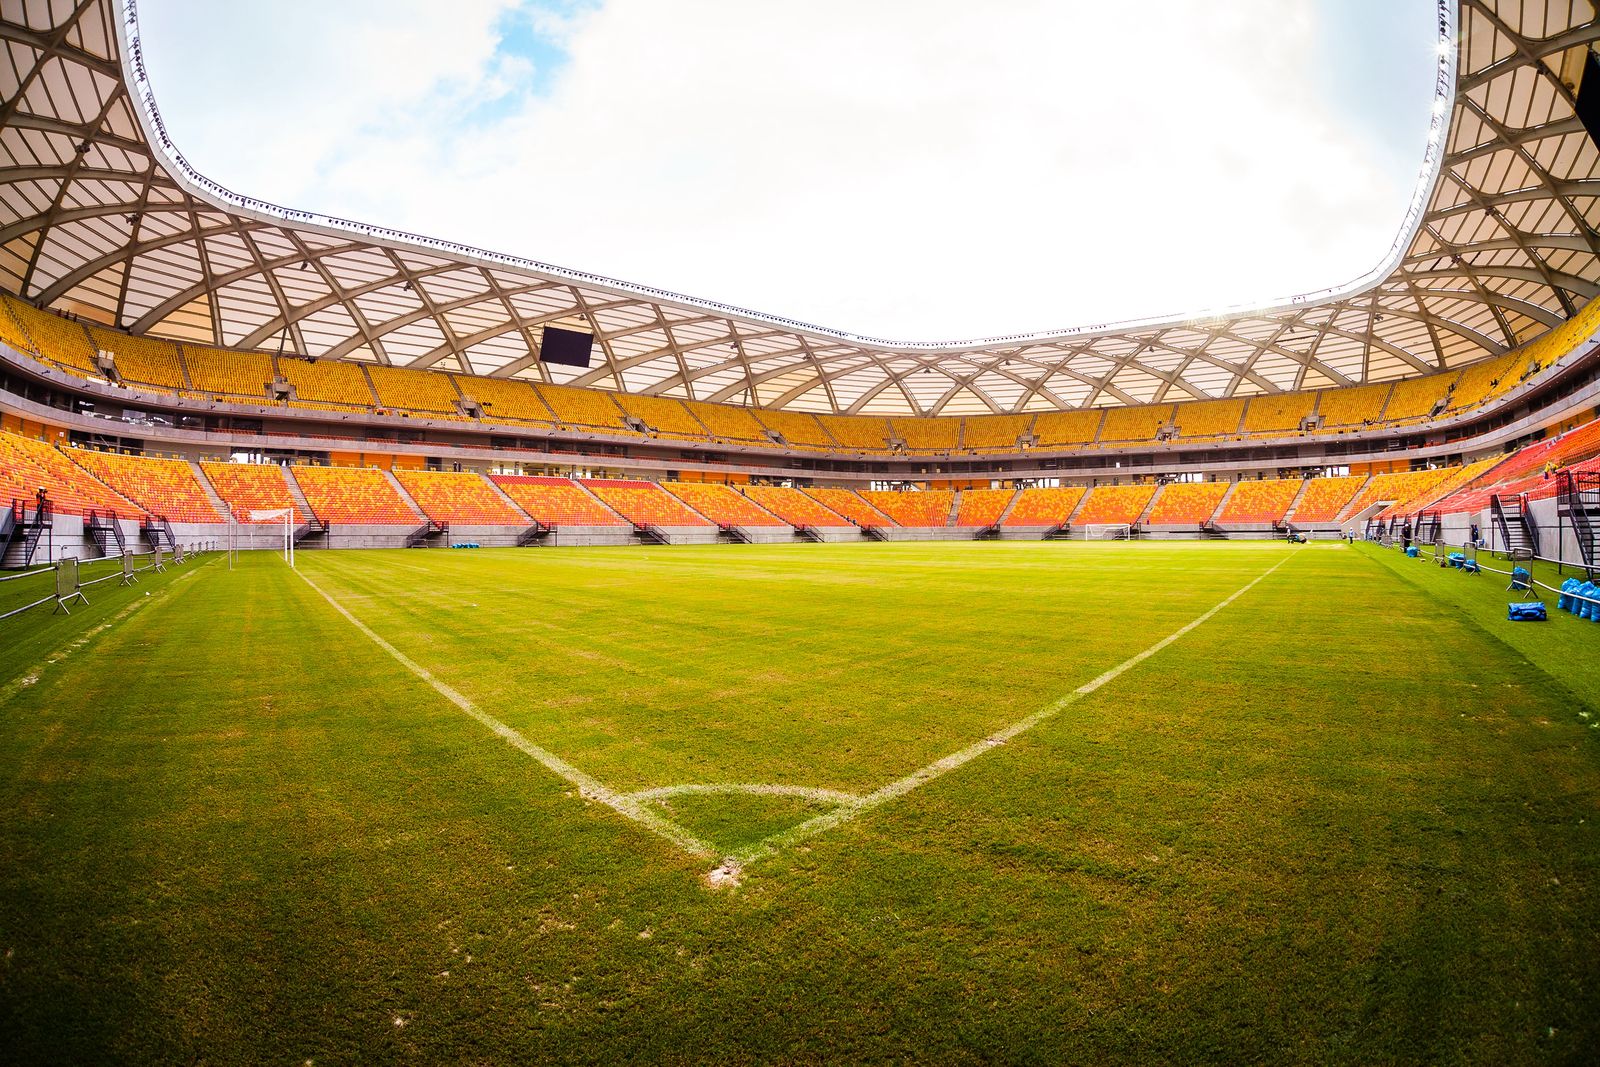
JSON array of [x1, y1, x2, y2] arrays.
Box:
[[1314, 383, 1391, 429], [451, 375, 556, 425], [491, 476, 626, 526], [1217, 479, 1300, 524], [1381, 373, 1459, 423], [742, 485, 850, 526], [1002, 486, 1086, 526], [1074, 484, 1157, 525], [1242, 392, 1317, 434], [90, 327, 188, 391], [953, 488, 1017, 527], [279, 358, 375, 409], [1100, 404, 1174, 442], [616, 395, 708, 438], [1290, 475, 1367, 522], [3, 296, 99, 377], [962, 414, 1032, 451], [582, 479, 712, 525], [67, 449, 222, 522], [199, 461, 305, 524], [1171, 399, 1244, 439], [0, 296, 35, 358], [1147, 481, 1229, 524], [1444, 352, 1522, 414], [1345, 468, 1459, 518], [805, 488, 893, 526], [755, 409, 835, 449], [892, 416, 959, 452], [685, 400, 769, 442], [393, 469, 525, 524], [0, 431, 140, 516], [663, 483, 786, 526], [819, 415, 893, 451], [860, 490, 955, 526], [1032, 410, 1104, 447], [536, 384, 634, 432], [290, 466, 418, 524], [183, 345, 276, 401], [368, 365, 464, 416]]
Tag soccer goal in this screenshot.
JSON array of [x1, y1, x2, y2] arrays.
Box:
[[1081, 523, 1133, 541]]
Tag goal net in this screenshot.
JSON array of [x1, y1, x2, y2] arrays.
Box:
[[1081, 523, 1133, 541]]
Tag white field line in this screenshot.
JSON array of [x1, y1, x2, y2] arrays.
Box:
[[294, 567, 718, 860], [622, 783, 861, 806], [729, 552, 1298, 866]]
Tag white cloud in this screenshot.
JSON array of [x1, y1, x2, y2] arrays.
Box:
[[137, 0, 1438, 340]]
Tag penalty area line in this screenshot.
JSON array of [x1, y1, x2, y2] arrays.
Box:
[[293, 567, 718, 860], [730, 551, 1299, 867]]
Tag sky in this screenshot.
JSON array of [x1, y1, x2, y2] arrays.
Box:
[[135, 1, 1441, 342]]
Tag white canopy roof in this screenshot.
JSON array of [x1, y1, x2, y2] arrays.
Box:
[[2, 0, 1599, 415]]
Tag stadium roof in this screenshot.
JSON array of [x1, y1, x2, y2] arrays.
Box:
[[2, 0, 1599, 416]]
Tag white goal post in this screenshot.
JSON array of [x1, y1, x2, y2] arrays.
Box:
[[1081, 523, 1133, 540]]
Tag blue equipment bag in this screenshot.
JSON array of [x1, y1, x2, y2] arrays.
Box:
[[1508, 601, 1547, 622], [1462, 560, 1480, 574], [1448, 552, 1465, 568], [1559, 578, 1579, 612], [1508, 566, 1532, 591], [1579, 582, 1599, 620], [1405, 546, 1420, 558]]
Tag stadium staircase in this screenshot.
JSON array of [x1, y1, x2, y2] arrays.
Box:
[[404, 519, 449, 548], [718, 523, 756, 544], [634, 522, 671, 545], [794, 525, 826, 542], [947, 492, 962, 527], [140, 515, 176, 552], [281, 466, 318, 523], [294, 520, 329, 548], [381, 468, 428, 522], [994, 491, 1023, 527], [516, 520, 553, 546], [187, 460, 232, 520], [1199, 521, 1228, 540], [1557, 470, 1600, 576], [85, 509, 125, 557], [2, 499, 51, 568], [484, 477, 534, 523], [861, 525, 891, 541], [1490, 493, 1540, 557], [1415, 510, 1442, 544], [1043, 521, 1074, 540], [1281, 477, 1314, 528]]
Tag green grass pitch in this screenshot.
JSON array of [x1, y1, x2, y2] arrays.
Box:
[[0, 541, 1596, 1063]]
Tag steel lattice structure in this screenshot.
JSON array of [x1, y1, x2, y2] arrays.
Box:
[[2, 0, 1599, 416]]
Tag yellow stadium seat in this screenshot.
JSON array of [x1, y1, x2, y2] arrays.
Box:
[[393, 469, 525, 524], [68, 449, 222, 522], [859, 490, 954, 526], [663, 483, 786, 525], [1002, 486, 1085, 526], [290, 466, 418, 524]]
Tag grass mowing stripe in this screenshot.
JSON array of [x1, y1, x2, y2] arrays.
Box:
[[730, 551, 1299, 867], [292, 563, 720, 860]]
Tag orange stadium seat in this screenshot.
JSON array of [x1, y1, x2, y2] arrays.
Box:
[[491, 476, 627, 526], [1171, 399, 1244, 439], [860, 489, 955, 526], [663, 483, 786, 525], [368, 365, 464, 416], [0, 431, 140, 516], [67, 449, 223, 522], [182, 345, 276, 402], [1241, 392, 1317, 434], [1074, 484, 1157, 525], [393, 469, 525, 524], [1147, 481, 1229, 524], [1345, 468, 1459, 518], [1002, 486, 1086, 526], [451, 375, 556, 425], [1374, 456, 1503, 520], [805, 487, 894, 525], [1031, 410, 1104, 447], [962, 414, 1032, 451], [536, 384, 635, 433], [1100, 404, 1174, 442], [200, 461, 305, 524], [953, 488, 1016, 526], [290, 466, 418, 524], [1289, 475, 1367, 523], [582, 479, 713, 525], [742, 486, 851, 526], [1217, 479, 1300, 524]]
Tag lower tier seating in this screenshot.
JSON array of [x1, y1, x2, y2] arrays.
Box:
[[1002, 486, 1085, 526], [1147, 481, 1229, 524], [805, 488, 892, 526], [1290, 475, 1367, 522], [0, 431, 140, 516], [1217, 479, 1300, 524], [1074, 484, 1157, 525], [290, 466, 418, 524], [1345, 468, 1459, 518], [582, 479, 712, 526], [67, 449, 222, 522], [860, 490, 955, 526], [953, 488, 1016, 527], [200, 461, 305, 524], [663, 483, 786, 525], [393, 469, 525, 524], [742, 486, 850, 526], [491, 476, 626, 526]]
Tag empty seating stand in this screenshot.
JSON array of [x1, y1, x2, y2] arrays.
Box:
[[67, 449, 222, 522], [953, 488, 1016, 527], [860, 490, 954, 527], [1074, 484, 1157, 526], [290, 466, 417, 524], [200, 461, 306, 524], [1002, 487, 1085, 527], [0, 431, 140, 517], [1217, 479, 1299, 525], [581, 480, 712, 526], [1147, 482, 1228, 525], [742, 486, 851, 527], [663, 483, 786, 525], [393, 469, 524, 524], [804, 488, 893, 526], [491, 476, 626, 526]]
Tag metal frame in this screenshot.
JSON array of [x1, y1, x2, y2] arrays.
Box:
[[2, 2, 1599, 416]]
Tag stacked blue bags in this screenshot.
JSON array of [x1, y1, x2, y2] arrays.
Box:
[[1558, 578, 1600, 621]]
